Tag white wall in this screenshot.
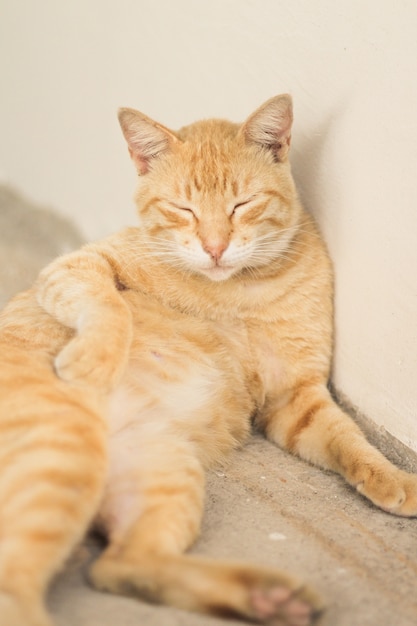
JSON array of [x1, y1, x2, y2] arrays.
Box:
[[1, 0, 416, 451]]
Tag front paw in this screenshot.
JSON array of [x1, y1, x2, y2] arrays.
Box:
[[55, 331, 131, 392], [356, 466, 417, 517]]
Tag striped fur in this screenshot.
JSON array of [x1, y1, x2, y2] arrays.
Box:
[[0, 95, 416, 626]]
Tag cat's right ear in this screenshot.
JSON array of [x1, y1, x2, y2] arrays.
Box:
[[118, 108, 179, 175]]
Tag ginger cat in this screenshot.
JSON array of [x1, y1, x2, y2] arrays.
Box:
[[0, 94, 416, 626]]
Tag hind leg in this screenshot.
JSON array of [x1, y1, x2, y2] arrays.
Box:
[[90, 437, 323, 625], [0, 366, 107, 626], [262, 382, 417, 516]]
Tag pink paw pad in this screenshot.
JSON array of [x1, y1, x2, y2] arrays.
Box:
[[251, 587, 314, 625]]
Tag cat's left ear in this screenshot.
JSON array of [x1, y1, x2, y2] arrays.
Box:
[[118, 108, 179, 175], [240, 94, 293, 162]]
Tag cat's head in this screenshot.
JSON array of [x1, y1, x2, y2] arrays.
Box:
[[118, 95, 302, 282]]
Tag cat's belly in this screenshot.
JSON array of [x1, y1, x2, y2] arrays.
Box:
[[96, 324, 255, 538]]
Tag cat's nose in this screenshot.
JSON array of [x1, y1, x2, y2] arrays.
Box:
[[203, 240, 228, 262]]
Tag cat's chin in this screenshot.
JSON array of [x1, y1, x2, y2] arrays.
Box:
[[197, 265, 237, 282]]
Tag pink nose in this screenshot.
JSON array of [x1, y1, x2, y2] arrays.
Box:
[[203, 240, 228, 261]]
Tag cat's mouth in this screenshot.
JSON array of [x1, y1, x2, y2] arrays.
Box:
[[199, 264, 236, 282]]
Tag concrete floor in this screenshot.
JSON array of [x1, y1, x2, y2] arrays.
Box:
[[47, 434, 417, 626], [2, 184, 417, 625]]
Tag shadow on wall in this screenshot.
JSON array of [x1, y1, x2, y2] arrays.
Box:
[[0, 185, 84, 308], [290, 101, 346, 225]]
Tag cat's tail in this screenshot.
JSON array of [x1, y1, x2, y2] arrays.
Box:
[[0, 342, 107, 626]]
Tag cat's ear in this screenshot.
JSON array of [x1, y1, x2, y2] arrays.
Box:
[[118, 108, 179, 175], [240, 94, 293, 162]]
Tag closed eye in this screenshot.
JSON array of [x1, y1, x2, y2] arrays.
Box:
[[169, 203, 195, 216], [232, 197, 255, 214]]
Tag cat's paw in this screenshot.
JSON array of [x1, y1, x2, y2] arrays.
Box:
[[90, 554, 324, 626], [249, 584, 323, 626], [356, 466, 417, 517], [54, 330, 131, 392]]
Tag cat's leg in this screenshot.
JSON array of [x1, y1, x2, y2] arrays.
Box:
[[0, 353, 107, 626], [35, 248, 133, 391], [90, 438, 323, 625], [261, 381, 417, 516]]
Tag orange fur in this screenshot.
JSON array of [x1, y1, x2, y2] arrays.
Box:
[[0, 94, 416, 626]]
